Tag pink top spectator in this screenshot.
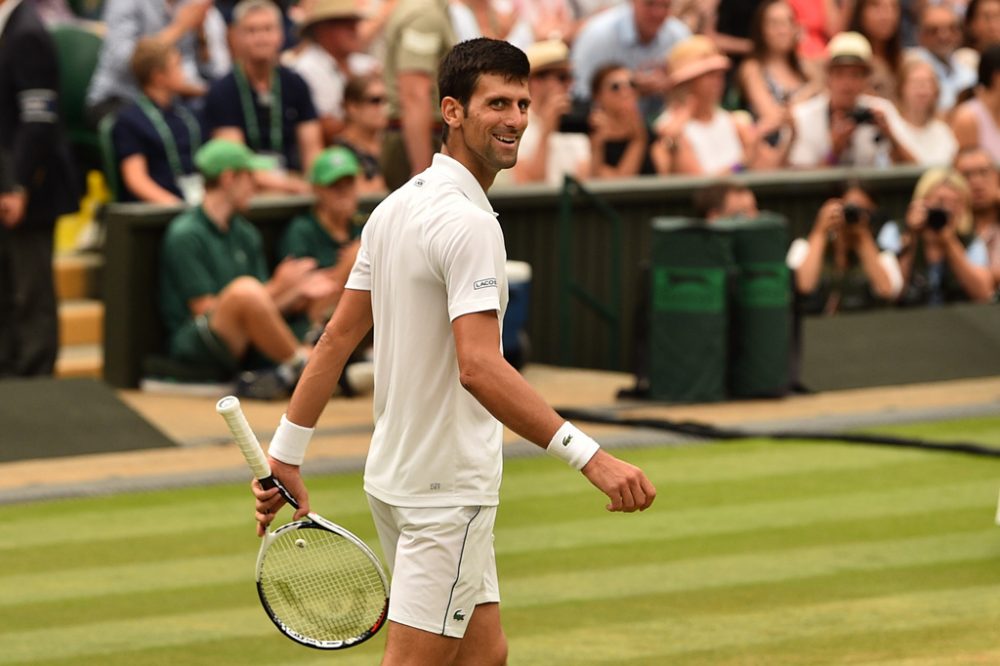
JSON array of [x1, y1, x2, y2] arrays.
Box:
[[964, 97, 1000, 163], [789, 0, 829, 58]]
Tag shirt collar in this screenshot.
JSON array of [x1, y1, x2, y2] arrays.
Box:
[[430, 153, 496, 217], [0, 0, 25, 37]]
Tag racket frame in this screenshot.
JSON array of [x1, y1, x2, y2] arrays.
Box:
[[216, 396, 389, 650]]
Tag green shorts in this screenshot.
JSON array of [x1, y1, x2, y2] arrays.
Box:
[[169, 314, 240, 376]]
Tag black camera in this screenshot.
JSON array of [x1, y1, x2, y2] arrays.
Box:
[[926, 207, 950, 231], [848, 107, 876, 124], [842, 204, 864, 225]]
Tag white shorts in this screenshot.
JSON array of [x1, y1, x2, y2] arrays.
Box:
[[367, 494, 500, 638]]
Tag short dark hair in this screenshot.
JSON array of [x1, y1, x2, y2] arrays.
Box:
[[979, 43, 1000, 88], [693, 182, 748, 219], [438, 38, 530, 142]]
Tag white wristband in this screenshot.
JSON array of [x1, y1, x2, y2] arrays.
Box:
[[546, 421, 600, 470], [267, 414, 315, 466]]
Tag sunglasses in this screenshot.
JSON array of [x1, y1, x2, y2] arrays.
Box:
[[534, 70, 573, 84], [608, 79, 637, 92]]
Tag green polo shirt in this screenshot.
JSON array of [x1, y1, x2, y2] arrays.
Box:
[[278, 211, 361, 268], [383, 0, 454, 121], [159, 206, 268, 343]]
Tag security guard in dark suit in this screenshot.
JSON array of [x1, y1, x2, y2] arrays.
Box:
[[0, 0, 80, 376]]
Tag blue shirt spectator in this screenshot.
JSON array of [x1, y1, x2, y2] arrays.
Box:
[[570, 0, 690, 117]]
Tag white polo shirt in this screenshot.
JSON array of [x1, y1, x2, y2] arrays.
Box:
[[346, 153, 508, 508]]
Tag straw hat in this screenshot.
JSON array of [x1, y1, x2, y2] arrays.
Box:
[[666, 35, 730, 87], [525, 39, 570, 73], [300, 0, 362, 31], [827, 31, 873, 69]]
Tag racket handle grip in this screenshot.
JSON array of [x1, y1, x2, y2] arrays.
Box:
[[217, 396, 301, 510]]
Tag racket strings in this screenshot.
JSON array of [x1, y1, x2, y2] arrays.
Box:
[[259, 528, 386, 644]]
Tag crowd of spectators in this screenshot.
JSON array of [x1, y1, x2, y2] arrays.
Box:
[[4, 0, 1000, 382]]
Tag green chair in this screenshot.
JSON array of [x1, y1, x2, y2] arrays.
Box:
[[50, 24, 103, 172]]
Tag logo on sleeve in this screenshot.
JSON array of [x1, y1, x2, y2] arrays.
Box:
[[473, 278, 498, 290], [453, 609, 466, 622]]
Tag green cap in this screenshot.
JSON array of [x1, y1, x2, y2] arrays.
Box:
[[309, 146, 360, 186], [194, 139, 277, 178]]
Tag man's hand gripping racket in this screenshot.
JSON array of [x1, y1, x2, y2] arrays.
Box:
[[216, 396, 389, 650]]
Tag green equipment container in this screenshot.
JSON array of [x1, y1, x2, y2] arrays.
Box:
[[715, 213, 791, 398], [648, 218, 732, 403]]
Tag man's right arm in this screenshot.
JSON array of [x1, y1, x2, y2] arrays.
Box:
[[453, 310, 656, 513], [398, 71, 434, 176]]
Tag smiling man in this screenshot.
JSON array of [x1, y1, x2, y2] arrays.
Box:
[[250, 38, 657, 666]]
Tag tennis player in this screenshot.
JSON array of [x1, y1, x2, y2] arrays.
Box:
[[252, 38, 657, 665]]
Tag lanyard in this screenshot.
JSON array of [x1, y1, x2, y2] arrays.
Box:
[[233, 65, 283, 154], [136, 95, 202, 177]]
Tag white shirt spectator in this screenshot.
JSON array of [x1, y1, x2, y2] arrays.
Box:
[[789, 93, 897, 168], [886, 113, 958, 166], [288, 42, 380, 122]]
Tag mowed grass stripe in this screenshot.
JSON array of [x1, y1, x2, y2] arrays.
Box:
[[505, 584, 1000, 664], [495, 478, 998, 554], [500, 530, 999, 609]]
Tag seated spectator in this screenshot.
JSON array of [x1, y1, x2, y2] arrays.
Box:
[[692, 181, 760, 221], [570, 0, 691, 118], [674, 0, 754, 56], [450, 0, 534, 51], [159, 139, 336, 399], [888, 57, 958, 166], [954, 146, 1000, 289], [738, 0, 822, 122], [788, 32, 913, 168], [509, 39, 590, 186], [336, 75, 389, 195], [951, 45, 1000, 163], [205, 0, 322, 194], [652, 35, 792, 175], [587, 64, 654, 178], [848, 0, 903, 100], [963, 0, 1000, 63], [111, 37, 204, 204], [279, 146, 362, 339], [910, 2, 976, 112], [85, 0, 230, 125], [786, 182, 903, 314], [878, 167, 995, 304], [287, 0, 380, 144]]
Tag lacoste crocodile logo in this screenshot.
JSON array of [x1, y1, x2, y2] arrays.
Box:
[[453, 609, 466, 622], [562, 434, 573, 447]]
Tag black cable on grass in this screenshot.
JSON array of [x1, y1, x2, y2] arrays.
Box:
[[556, 408, 1000, 459]]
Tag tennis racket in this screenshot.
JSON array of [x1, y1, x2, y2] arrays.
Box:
[[216, 396, 389, 650]]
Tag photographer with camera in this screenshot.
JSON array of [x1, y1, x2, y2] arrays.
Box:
[[878, 168, 995, 305], [789, 32, 913, 169], [786, 182, 903, 314]]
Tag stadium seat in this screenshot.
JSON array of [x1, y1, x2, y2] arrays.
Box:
[[50, 24, 103, 174], [97, 113, 120, 201]]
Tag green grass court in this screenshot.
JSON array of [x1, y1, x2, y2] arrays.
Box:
[[2, 416, 999, 665]]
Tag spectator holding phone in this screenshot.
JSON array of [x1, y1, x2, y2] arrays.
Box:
[[510, 39, 590, 186], [588, 63, 655, 178], [878, 167, 995, 304], [786, 182, 903, 314]]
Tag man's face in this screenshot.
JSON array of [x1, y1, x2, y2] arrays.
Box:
[[919, 5, 961, 60], [633, 0, 671, 41], [827, 64, 869, 110], [227, 170, 257, 211], [955, 151, 1000, 211], [312, 19, 361, 58], [237, 8, 283, 63], [453, 73, 530, 174], [721, 189, 759, 219], [315, 176, 359, 220], [159, 49, 187, 94], [972, 0, 1000, 47], [528, 66, 573, 105]]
